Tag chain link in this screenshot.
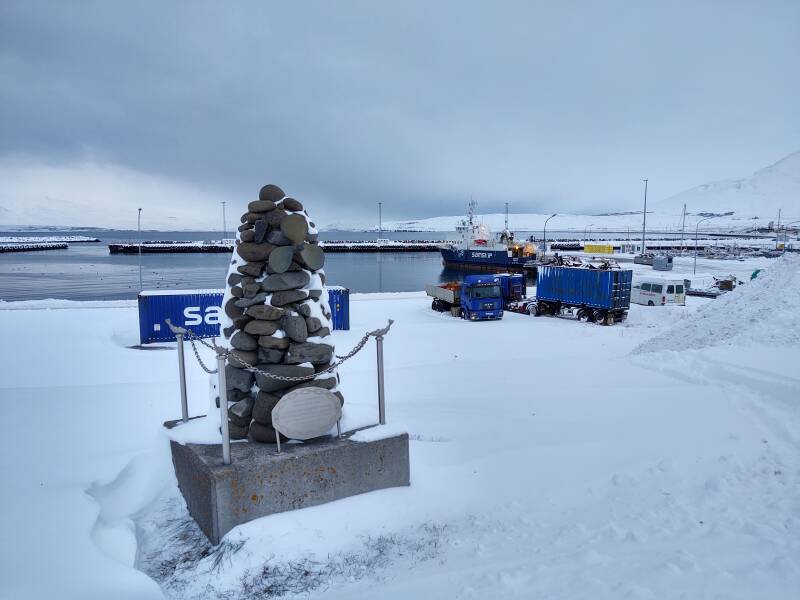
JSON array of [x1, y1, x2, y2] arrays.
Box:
[[177, 320, 392, 381]]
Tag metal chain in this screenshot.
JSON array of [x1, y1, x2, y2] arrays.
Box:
[[175, 319, 394, 381]]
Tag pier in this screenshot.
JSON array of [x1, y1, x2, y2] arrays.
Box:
[[108, 239, 442, 254], [0, 242, 69, 253]]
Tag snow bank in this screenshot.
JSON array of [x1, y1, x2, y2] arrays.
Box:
[[635, 254, 800, 353]]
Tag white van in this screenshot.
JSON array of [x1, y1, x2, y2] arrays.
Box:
[[631, 278, 686, 306]]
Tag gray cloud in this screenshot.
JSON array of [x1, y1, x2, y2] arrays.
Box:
[[1, 0, 798, 226]]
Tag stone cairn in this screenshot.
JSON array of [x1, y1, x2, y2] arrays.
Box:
[[218, 184, 341, 443]]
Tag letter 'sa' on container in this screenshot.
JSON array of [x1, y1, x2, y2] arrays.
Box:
[[138, 289, 224, 344], [138, 286, 351, 344], [327, 286, 350, 331]]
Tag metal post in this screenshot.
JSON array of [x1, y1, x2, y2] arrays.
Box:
[[694, 216, 713, 275], [378, 202, 382, 239], [775, 208, 781, 249], [680, 203, 686, 255], [542, 213, 556, 261], [376, 334, 386, 425], [137, 208, 143, 292], [641, 178, 648, 255], [177, 333, 189, 422], [216, 353, 231, 465], [505, 202, 509, 230], [222, 201, 227, 241]]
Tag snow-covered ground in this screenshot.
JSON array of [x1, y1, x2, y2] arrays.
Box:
[[0, 256, 798, 599]]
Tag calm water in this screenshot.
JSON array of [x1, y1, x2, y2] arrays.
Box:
[[1, 228, 679, 301], [0, 230, 466, 301]]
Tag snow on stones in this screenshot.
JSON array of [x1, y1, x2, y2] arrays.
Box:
[[220, 184, 339, 443]]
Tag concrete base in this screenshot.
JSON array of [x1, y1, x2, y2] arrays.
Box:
[[170, 433, 410, 544]]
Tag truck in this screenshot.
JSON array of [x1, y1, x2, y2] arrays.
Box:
[[426, 274, 505, 320], [525, 266, 632, 325]]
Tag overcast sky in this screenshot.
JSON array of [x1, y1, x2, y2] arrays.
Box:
[[1, 1, 798, 227]]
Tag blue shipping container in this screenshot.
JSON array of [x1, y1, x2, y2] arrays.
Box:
[[536, 267, 632, 310], [327, 286, 350, 331], [138, 286, 351, 344]]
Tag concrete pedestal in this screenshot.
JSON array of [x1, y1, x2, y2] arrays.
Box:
[[170, 433, 410, 544]]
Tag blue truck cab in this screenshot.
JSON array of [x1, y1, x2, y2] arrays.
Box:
[[460, 275, 504, 320]]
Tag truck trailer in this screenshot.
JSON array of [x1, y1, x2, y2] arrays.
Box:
[[529, 266, 632, 324]]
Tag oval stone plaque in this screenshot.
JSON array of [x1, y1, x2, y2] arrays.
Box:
[[271, 387, 342, 441]]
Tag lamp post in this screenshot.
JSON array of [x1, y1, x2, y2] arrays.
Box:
[[137, 208, 143, 292], [694, 216, 715, 275], [221, 201, 227, 241], [542, 214, 557, 260], [584, 223, 594, 242], [641, 178, 648, 255]]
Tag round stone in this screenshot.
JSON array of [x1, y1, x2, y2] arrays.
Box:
[[261, 270, 310, 292], [268, 245, 295, 274], [249, 420, 287, 443], [234, 292, 267, 308], [253, 219, 268, 243], [244, 320, 280, 336], [257, 347, 285, 364], [300, 243, 325, 270], [238, 223, 253, 232], [284, 342, 333, 365], [257, 335, 290, 350], [227, 273, 243, 286], [304, 316, 323, 333], [280, 214, 309, 243], [225, 364, 253, 393], [242, 282, 261, 298], [265, 209, 288, 227], [282, 197, 303, 211], [282, 315, 308, 343], [231, 286, 243, 298], [227, 422, 249, 440], [228, 349, 258, 369], [259, 184, 285, 203], [254, 364, 315, 392], [251, 391, 281, 425], [248, 199, 276, 213], [245, 305, 285, 320], [230, 331, 258, 351], [237, 262, 265, 277], [237, 242, 274, 262], [266, 229, 292, 246], [271, 289, 309, 306], [239, 229, 255, 242], [224, 298, 243, 319]]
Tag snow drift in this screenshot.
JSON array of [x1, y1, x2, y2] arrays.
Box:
[[635, 254, 800, 354]]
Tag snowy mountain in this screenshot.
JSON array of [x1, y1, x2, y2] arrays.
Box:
[[653, 150, 800, 221], [370, 150, 800, 233]]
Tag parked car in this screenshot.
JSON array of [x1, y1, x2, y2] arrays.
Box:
[[631, 278, 685, 306]]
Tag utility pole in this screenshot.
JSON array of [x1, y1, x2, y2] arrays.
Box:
[[504, 202, 509, 230], [776, 208, 781, 249], [641, 178, 648, 255], [222, 201, 227, 241], [378, 202, 383, 239], [137, 208, 143, 292], [680, 203, 686, 255]]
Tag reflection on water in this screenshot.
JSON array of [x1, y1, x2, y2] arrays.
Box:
[[0, 229, 564, 301]]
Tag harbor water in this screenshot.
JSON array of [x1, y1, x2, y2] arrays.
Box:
[[0, 228, 685, 302]]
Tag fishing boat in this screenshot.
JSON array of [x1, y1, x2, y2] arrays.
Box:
[[438, 201, 538, 271]]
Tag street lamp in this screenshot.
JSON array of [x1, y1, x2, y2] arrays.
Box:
[[641, 178, 648, 255], [584, 223, 594, 242], [542, 214, 557, 260], [137, 208, 143, 292], [693, 216, 715, 275], [222, 201, 227, 241]]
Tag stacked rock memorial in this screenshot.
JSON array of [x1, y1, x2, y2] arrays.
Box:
[[218, 184, 341, 443]]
